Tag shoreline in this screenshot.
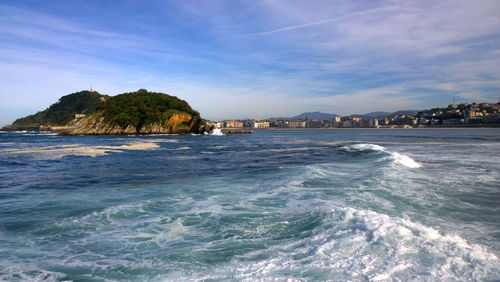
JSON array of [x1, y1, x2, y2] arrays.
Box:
[[222, 125, 500, 130], [1, 125, 499, 134]]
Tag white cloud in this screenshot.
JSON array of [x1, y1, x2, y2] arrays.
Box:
[[458, 92, 498, 103], [1, 1, 499, 125], [249, 6, 401, 36], [431, 83, 460, 92], [306, 85, 424, 115]]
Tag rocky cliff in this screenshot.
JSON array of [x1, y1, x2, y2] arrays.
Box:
[[62, 89, 212, 135], [68, 112, 211, 135]]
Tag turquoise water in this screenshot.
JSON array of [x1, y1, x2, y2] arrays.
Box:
[[0, 129, 499, 280]]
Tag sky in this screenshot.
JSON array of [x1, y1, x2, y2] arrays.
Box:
[[1, 0, 500, 126]]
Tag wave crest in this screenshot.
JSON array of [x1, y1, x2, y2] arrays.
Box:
[[345, 143, 422, 168], [350, 143, 386, 151], [231, 207, 500, 280]]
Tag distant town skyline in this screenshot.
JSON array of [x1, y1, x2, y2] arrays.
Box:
[[1, 0, 500, 127]]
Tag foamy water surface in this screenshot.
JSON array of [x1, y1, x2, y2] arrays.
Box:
[[0, 129, 499, 280]]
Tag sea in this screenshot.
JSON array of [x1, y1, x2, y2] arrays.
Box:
[[0, 129, 499, 281]]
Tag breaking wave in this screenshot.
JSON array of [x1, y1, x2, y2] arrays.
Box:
[[350, 143, 386, 151], [344, 143, 422, 168], [230, 207, 500, 280], [1, 130, 498, 280], [210, 128, 224, 136]]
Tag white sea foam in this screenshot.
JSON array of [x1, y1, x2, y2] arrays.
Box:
[[346, 143, 422, 168], [174, 156, 199, 160], [0, 266, 66, 281], [228, 206, 500, 280], [343, 207, 499, 280], [392, 151, 422, 168], [141, 138, 178, 143], [0, 142, 17, 146], [351, 143, 386, 151], [210, 128, 224, 136], [1, 141, 161, 159], [124, 218, 190, 245]]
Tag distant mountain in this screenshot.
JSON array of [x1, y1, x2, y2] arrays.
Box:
[[274, 112, 338, 120], [295, 112, 338, 120], [353, 110, 419, 119], [275, 110, 418, 120], [391, 110, 419, 116], [272, 110, 421, 120], [3, 90, 109, 130], [352, 111, 391, 118]]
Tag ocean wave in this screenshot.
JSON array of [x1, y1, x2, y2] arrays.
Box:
[[350, 143, 386, 151], [339, 207, 499, 279], [1, 130, 498, 281], [210, 128, 224, 136], [231, 207, 500, 280], [0, 266, 66, 282], [5, 197, 498, 281], [325, 140, 444, 147], [343, 143, 422, 168], [392, 151, 421, 168]]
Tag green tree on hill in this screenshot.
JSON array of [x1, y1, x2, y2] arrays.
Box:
[[98, 89, 200, 129], [7, 91, 108, 129]]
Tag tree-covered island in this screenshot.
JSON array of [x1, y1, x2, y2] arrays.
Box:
[[2, 89, 213, 135]]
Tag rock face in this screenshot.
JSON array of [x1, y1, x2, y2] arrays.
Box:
[[69, 112, 211, 135], [64, 89, 212, 135]]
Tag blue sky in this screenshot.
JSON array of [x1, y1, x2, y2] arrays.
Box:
[[1, 0, 499, 126]]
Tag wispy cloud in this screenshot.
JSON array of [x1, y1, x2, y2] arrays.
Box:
[[0, 0, 499, 126], [306, 85, 425, 115], [458, 92, 499, 103], [249, 6, 403, 36]]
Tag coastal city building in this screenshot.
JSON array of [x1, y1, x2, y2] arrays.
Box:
[[223, 120, 244, 128], [218, 101, 500, 129], [288, 121, 306, 128], [253, 121, 270, 128]]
